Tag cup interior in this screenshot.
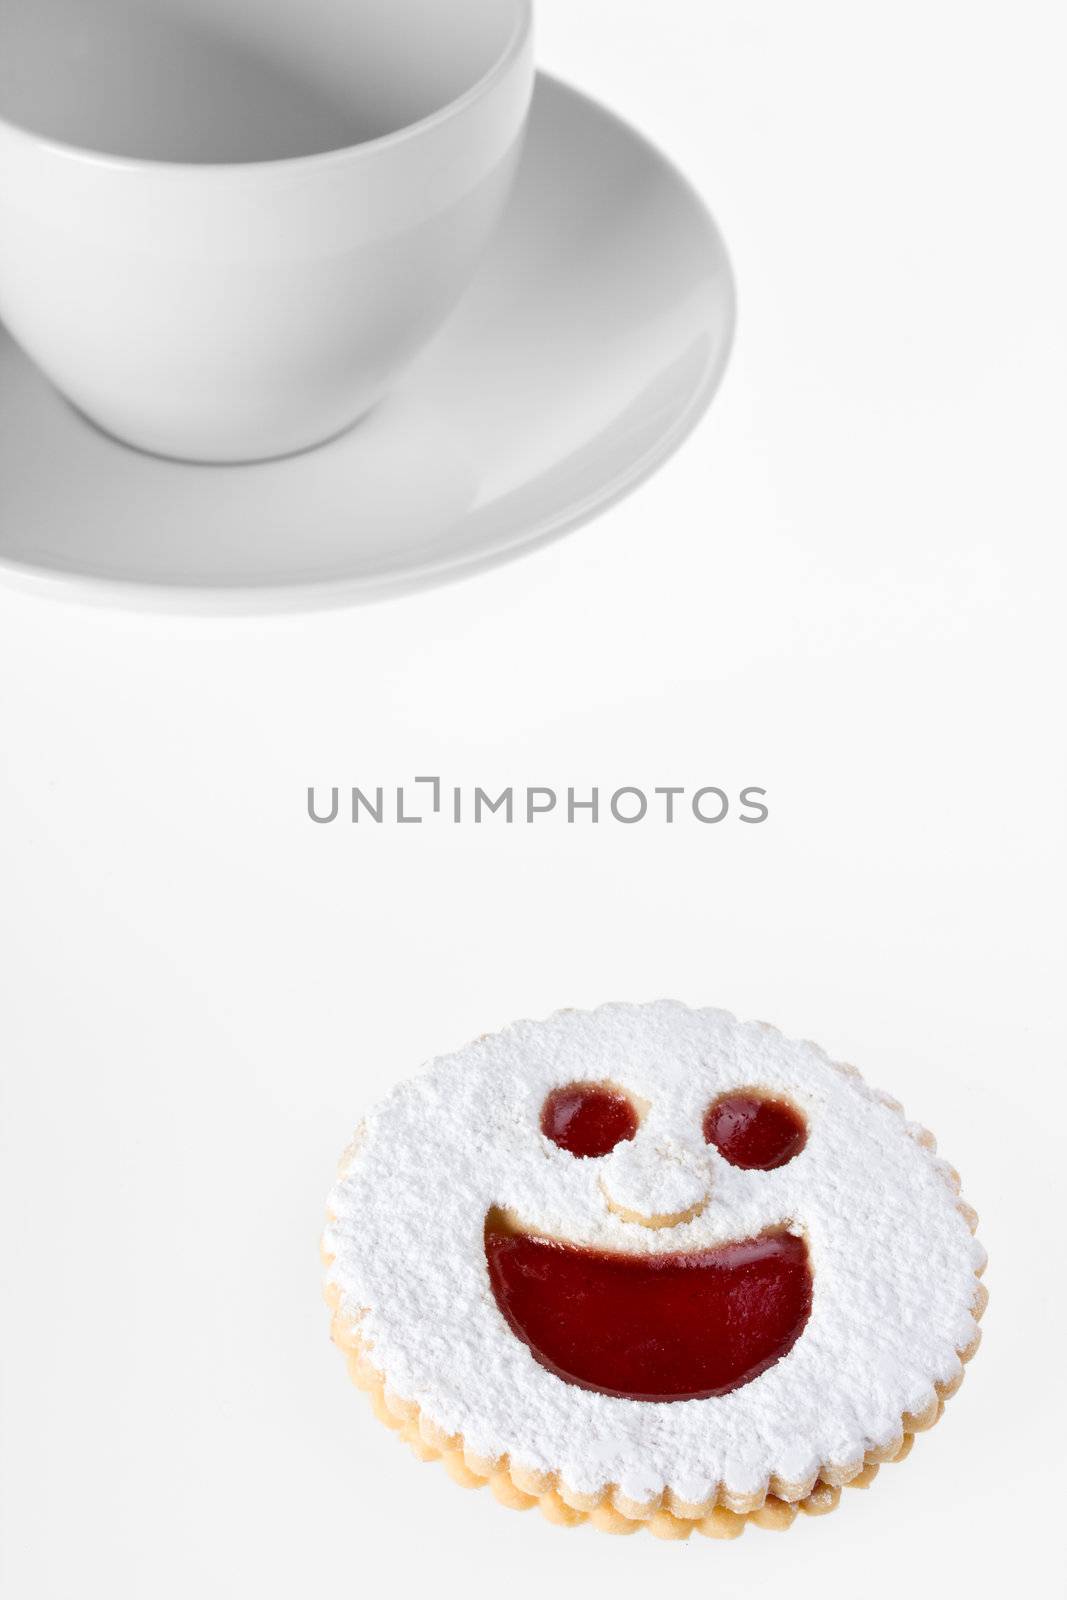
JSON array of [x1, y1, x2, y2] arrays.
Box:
[[0, 0, 525, 163]]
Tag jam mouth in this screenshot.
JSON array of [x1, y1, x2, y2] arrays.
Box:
[[484, 1211, 813, 1402]]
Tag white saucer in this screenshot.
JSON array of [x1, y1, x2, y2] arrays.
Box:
[[0, 76, 735, 611]]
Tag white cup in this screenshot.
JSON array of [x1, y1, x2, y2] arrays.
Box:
[[0, 0, 534, 463]]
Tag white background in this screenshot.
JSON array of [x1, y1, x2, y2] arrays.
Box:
[[1, 2, 1065, 1596]]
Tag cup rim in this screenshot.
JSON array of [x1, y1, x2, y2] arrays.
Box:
[[0, 0, 533, 174]]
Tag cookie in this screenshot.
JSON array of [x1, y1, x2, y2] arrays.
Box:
[[322, 1002, 986, 1538]]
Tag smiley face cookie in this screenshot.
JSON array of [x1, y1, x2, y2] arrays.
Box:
[[322, 1003, 986, 1539]]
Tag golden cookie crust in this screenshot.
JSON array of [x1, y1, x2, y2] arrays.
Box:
[[322, 1278, 983, 1537]]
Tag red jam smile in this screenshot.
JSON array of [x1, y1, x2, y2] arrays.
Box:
[[541, 1083, 638, 1159], [703, 1092, 807, 1171], [485, 1219, 812, 1401]]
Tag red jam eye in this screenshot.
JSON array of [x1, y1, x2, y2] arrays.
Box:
[[541, 1083, 639, 1159], [703, 1092, 807, 1171]]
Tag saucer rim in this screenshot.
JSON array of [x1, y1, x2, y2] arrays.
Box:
[[0, 334, 733, 616]]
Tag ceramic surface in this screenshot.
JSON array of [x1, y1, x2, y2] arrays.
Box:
[[0, 0, 534, 462], [0, 77, 736, 612]]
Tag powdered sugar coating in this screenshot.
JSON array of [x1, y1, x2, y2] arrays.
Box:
[[601, 1132, 710, 1219], [324, 1002, 984, 1503]]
